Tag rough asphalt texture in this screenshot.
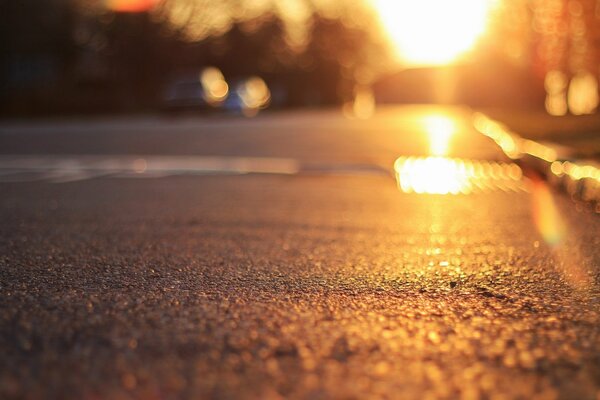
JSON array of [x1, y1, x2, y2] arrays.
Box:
[[1, 106, 599, 399]]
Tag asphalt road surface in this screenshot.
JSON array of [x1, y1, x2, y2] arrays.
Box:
[[1, 106, 599, 400]]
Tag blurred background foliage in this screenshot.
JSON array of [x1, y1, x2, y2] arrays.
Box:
[[0, 0, 390, 115], [1, 0, 599, 116]]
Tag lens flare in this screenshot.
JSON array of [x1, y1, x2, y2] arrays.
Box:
[[529, 177, 592, 291], [530, 178, 565, 246]]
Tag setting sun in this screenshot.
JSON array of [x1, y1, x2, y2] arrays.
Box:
[[373, 0, 495, 66], [106, 0, 157, 12]]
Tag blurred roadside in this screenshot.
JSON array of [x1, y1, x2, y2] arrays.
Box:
[[482, 108, 600, 160], [474, 111, 600, 211]]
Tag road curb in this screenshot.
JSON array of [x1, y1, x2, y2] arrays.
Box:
[[473, 112, 600, 213]]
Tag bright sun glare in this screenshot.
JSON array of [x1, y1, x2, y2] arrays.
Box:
[[373, 0, 495, 66]]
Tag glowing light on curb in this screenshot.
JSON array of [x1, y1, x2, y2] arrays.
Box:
[[472, 113, 521, 159], [551, 161, 600, 182], [521, 140, 557, 163]]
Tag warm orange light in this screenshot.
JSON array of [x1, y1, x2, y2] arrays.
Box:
[[394, 157, 524, 195], [200, 67, 229, 106], [530, 178, 565, 246], [473, 113, 521, 159], [395, 157, 472, 194], [237, 77, 271, 117], [529, 177, 592, 291], [106, 0, 157, 12], [421, 114, 457, 156], [372, 0, 495, 66]]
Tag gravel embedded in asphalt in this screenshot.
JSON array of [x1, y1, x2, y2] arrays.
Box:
[[1, 106, 600, 399], [1, 175, 599, 399]]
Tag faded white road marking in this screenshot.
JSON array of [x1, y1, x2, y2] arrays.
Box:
[[0, 155, 301, 182]]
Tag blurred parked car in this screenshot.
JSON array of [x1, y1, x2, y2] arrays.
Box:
[[224, 76, 271, 117], [161, 67, 229, 113], [161, 77, 207, 112]]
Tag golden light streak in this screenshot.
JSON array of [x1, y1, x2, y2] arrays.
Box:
[[421, 115, 457, 156], [394, 157, 523, 195], [472, 113, 521, 159], [343, 86, 376, 120]]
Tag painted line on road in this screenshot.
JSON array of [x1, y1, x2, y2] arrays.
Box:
[[0, 155, 526, 195], [0, 155, 391, 183]]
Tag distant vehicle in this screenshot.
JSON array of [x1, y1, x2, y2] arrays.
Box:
[[222, 88, 245, 113], [161, 68, 229, 113], [161, 78, 207, 112], [224, 77, 271, 117], [160, 70, 271, 116]]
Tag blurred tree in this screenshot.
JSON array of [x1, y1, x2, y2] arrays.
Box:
[[0, 0, 77, 113], [1, 0, 391, 114]]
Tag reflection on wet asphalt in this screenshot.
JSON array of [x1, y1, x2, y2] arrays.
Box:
[[0, 106, 599, 399], [394, 156, 525, 194]]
